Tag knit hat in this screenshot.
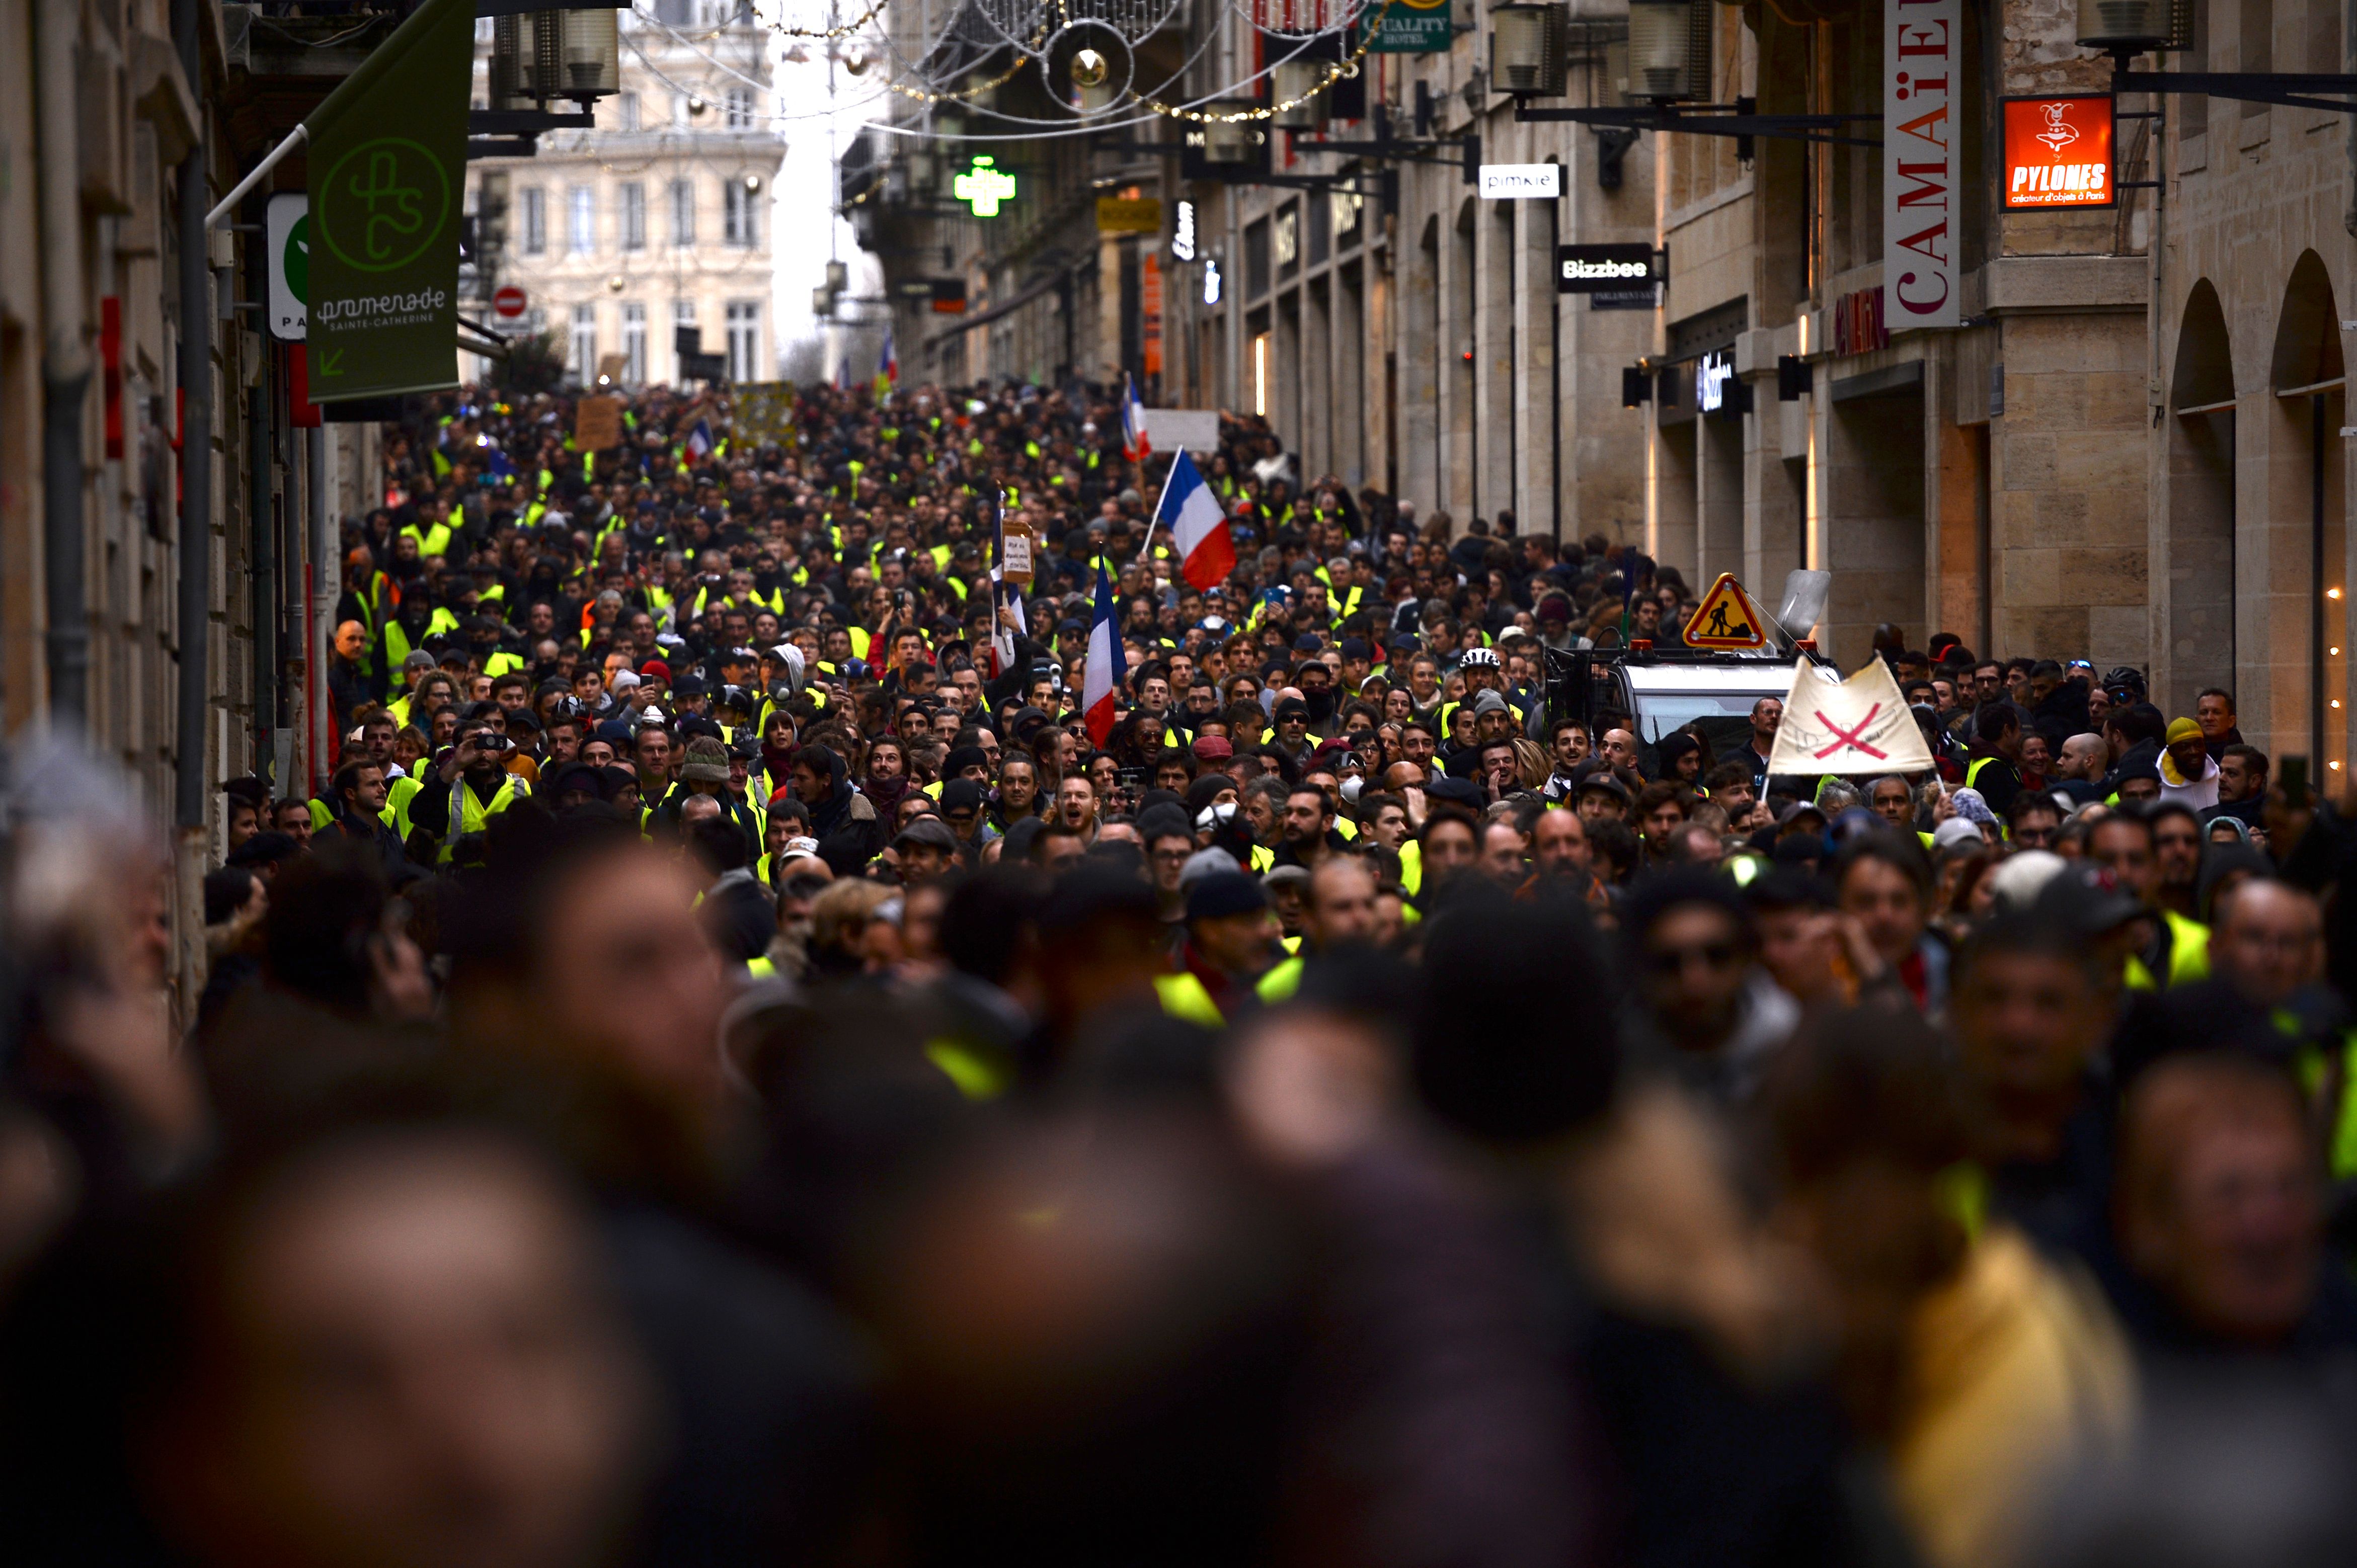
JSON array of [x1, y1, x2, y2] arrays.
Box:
[[678, 736, 732, 784], [2165, 716, 2203, 745], [1186, 870, 1267, 923]]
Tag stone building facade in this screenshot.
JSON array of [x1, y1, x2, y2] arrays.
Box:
[[468, 3, 786, 389]]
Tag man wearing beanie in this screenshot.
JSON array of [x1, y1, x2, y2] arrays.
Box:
[[1157, 870, 1281, 1027], [2159, 716, 2220, 811]]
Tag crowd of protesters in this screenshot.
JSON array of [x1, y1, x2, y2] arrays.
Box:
[[5, 373, 2357, 1568]]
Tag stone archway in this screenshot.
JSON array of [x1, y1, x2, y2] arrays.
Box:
[[2167, 279, 2235, 718], [2263, 251, 2346, 774]]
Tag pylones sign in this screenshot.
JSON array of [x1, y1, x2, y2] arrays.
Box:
[[304, 0, 472, 401], [2002, 95, 2116, 209], [1884, 0, 1958, 332]]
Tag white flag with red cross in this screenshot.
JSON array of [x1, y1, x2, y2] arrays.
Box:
[[1766, 657, 1936, 776]]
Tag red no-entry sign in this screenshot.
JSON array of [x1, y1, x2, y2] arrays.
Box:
[[492, 286, 527, 320]]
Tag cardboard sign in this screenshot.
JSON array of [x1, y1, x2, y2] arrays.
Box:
[[1766, 658, 1937, 776], [1141, 408, 1222, 452], [1001, 517, 1034, 584], [733, 380, 797, 446], [1683, 572, 1768, 648], [2002, 95, 2116, 209], [573, 393, 621, 451]]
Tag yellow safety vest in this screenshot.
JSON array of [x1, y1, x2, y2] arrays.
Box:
[[2124, 910, 2212, 991], [1255, 954, 1304, 1004], [436, 774, 529, 861], [402, 520, 454, 558], [379, 774, 424, 841], [1153, 971, 1225, 1027]]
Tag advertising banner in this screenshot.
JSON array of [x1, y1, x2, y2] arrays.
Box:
[[303, 0, 472, 402], [2002, 94, 2116, 209], [1884, 0, 1959, 333]]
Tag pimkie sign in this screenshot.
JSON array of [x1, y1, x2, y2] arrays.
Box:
[[1883, 0, 1958, 333], [2002, 95, 2116, 209]]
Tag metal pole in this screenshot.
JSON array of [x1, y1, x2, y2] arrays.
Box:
[[309, 426, 332, 796], [37, 0, 90, 726], [175, 112, 215, 830], [2316, 393, 2328, 765], [1549, 182, 1562, 543], [204, 125, 307, 231], [250, 375, 275, 788]]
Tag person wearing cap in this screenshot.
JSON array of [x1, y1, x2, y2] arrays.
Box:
[[661, 735, 764, 862], [1161, 871, 1280, 1026], [891, 816, 961, 883], [938, 778, 998, 860], [1562, 766, 1630, 832], [2158, 717, 2221, 811]]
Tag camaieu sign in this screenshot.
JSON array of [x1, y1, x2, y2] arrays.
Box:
[[304, 0, 472, 401]]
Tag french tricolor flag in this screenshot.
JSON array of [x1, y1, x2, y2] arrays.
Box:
[[1081, 559, 1125, 747], [684, 418, 714, 461], [1153, 449, 1236, 592], [1120, 372, 1149, 462]]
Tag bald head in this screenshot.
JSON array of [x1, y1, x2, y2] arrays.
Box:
[[1305, 856, 1380, 949], [2058, 733, 2108, 781]]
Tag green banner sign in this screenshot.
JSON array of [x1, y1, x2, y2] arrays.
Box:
[[304, 0, 472, 402], [1367, 0, 1452, 53]]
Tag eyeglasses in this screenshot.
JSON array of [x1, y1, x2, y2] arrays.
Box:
[[1646, 941, 1741, 974]]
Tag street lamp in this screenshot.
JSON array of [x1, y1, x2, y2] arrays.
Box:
[[1490, 4, 1569, 99], [1271, 60, 1328, 129], [825, 260, 849, 293], [1201, 103, 1262, 163], [1627, 0, 1706, 102], [558, 6, 620, 99], [2075, 0, 2182, 48]]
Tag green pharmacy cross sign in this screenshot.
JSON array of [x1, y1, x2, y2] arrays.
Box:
[[953, 155, 1017, 218]]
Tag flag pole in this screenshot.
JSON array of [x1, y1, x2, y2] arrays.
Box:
[[206, 124, 307, 229], [1135, 450, 1184, 566]]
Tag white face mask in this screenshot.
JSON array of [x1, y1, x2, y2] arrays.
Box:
[[1196, 800, 1237, 834], [1340, 776, 1364, 805]]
